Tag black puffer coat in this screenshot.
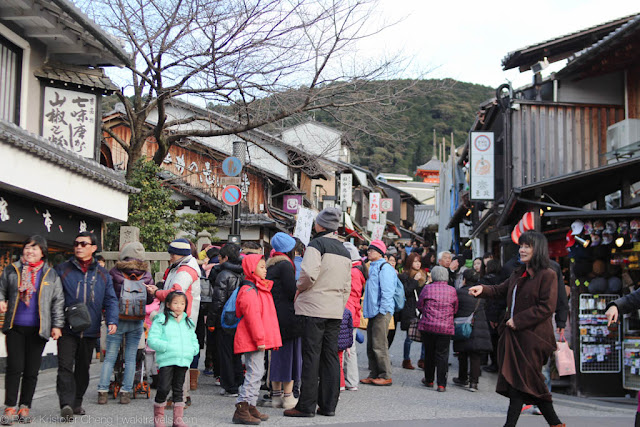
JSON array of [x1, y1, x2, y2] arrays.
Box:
[[399, 271, 426, 330], [453, 284, 493, 353], [479, 273, 507, 323], [207, 260, 243, 328], [266, 255, 301, 340]]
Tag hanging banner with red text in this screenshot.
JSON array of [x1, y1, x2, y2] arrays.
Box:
[[369, 192, 381, 223], [470, 132, 495, 201]]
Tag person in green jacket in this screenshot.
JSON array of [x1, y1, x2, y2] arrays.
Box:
[[148, 291, 199, 427]]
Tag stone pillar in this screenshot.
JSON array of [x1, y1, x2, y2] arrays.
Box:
[[119, 226, 140, 250], [197, 230, 212, 252]]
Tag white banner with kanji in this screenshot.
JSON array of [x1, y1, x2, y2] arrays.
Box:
[[369, 192, 381, 223]]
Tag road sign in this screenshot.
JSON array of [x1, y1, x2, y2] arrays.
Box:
[[222, 185, 242, 206], [222, 156, 243, 177], [220, 176, 242, 186]]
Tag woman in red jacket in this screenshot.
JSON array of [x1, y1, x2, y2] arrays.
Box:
[[232, 254, 282, 425], [342, 242, 364, 391]]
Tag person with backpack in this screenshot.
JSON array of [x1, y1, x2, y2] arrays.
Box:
[[398, 252, 428, 370], [207, 243, 243, 397], [342, 242, 364, 391], [148, 291, 200, 427], [55, 232, 119, 421], [266, 233, 302, 410], [232, 254, 282, 425], [360, 240, 397, 387], [97, 242, 154, 405]]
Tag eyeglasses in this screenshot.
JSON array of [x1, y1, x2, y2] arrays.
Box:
[[73, 241, 92, 248]]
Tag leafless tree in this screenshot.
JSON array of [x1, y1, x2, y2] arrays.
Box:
[[81, 0, 418, 178]]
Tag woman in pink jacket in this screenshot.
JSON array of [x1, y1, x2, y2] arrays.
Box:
[[232, 254, 282, 425]]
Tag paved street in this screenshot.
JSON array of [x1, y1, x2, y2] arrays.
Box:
[[2, 334, 636, 426]]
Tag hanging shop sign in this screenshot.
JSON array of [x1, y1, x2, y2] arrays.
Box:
[[371, 223, 385, 241], [283, 195, 303, 214], [380, 198, 393, 212], [369, 192, 381, 223], [470, 131, 494, 201], [340, 173, 353, 207], [294, 207, 317, 246], [42, 87, 97, 158]]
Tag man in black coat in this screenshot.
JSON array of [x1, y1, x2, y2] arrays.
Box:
[[207, 243, 244, 396]]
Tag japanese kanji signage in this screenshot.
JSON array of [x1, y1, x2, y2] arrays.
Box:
[[371, 223, 385, 241], [369, 192, 381, 223], [42, 87, 97, 158], [340, 174, 352, 207], [470, 131, 495, 201], [294, 207, 317, 246]]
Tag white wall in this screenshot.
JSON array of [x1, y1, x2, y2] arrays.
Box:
[[0, 144, 130, 221]]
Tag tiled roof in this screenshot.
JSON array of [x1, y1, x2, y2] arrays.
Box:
[[0, 120, 137, 194], [34, 63, 118, 92]]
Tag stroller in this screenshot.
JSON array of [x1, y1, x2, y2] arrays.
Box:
[[107, 329, 151, 399]]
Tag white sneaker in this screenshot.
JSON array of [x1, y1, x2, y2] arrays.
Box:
[[282, 394, 298, 410], [271, 394, 283, 408]]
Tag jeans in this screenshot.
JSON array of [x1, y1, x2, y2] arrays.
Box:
[[403, 332, 426, 360], [97, 319, 144, 393], [366, 313, 392, 379], [296, 316, 341, 414], [4, 326, 47, 407], [155, 366, 187, 404], [57, 334, 97, 409], [237, 350, 265, 406], [422, 332, 450, 387]]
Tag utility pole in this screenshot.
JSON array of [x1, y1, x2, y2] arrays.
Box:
[[231, 140, 247, 238]]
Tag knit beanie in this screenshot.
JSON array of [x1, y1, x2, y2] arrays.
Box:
[[315, 207, 341, 231], [168, 238, 192, 256], [119, 242, 145, 261], [343, 242, 361, 262], [271, 232, 296, 253], [368, 239, 387, 256]]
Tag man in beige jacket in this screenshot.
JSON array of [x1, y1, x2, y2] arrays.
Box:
[[284, 207, 351, 418]]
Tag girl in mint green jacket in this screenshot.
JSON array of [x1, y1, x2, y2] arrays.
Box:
[[148, 291, 199, 427]]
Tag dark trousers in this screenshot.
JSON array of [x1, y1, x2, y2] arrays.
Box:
[[56, 334, 97, 409], [458, 351, 482, 384], [155, 366, 188, 404], [204, 328, 216, 370], [505, 385, 561, 427], [4, 326, 47, 408], [386, 312, 401, 348], [489, 329, 499, 367], [422, 332, 450, 387], [216, 328, 243, 393], [296, 317, 341, 414]]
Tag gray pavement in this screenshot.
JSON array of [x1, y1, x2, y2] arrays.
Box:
[[1, 331, 637, 426]]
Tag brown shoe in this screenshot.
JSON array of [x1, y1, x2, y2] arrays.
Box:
[[371, 378, 393, 386], [189, 368, 200, 391], [359, 377, 374, 384], [283, 408, 315, 417], [232, 402, 261, 425], [119, 392, 131, 404], [417, 359, 425, 369], [248, 405, 269, 421], [402, 359, 415, 370], [98, 392, 108, 405]]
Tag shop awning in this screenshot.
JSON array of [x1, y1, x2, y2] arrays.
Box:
[[497, 157, 640, 227], [543, 208, 640, 219]]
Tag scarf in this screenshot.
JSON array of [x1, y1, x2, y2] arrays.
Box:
[[272, 251, 295, 272], [19, 259, 44, 307], [78, 257, 93, 273]]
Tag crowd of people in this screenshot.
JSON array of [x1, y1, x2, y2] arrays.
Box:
[[0, 209, 576, 427]]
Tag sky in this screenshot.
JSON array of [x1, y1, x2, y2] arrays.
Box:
[[358, 0, 639, 89]]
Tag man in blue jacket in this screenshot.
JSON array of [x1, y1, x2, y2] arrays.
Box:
[[361, 240, 396, 386], [55, 232, 118, 421]]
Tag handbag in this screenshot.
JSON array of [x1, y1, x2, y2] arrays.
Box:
[[453, 300, 480, 341], [64, 272, 95, 333], [408, 290, 422, 342], [554, 333, 576, 376]]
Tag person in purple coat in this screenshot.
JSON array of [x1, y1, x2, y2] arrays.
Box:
[[417, 266, 458, 392]]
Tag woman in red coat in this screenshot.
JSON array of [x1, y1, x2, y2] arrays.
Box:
[[232, 254, 282, 425], [469, 231, 564, 427]]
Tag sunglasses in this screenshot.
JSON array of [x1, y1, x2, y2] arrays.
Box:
[[73, 241, 93, 248]]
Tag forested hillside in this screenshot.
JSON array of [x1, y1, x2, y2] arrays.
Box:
[[313, 79, 495, 175]]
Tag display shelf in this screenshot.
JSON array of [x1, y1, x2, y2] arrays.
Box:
[[623, 340, 640, 390], [579, 294, 621, 374]]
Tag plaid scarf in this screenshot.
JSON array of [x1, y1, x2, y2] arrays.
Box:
[[19, 259, 44, 307]]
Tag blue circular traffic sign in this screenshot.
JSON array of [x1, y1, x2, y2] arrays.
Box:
[[222, 157, 242, 177], [222, 185, 242, 206]]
